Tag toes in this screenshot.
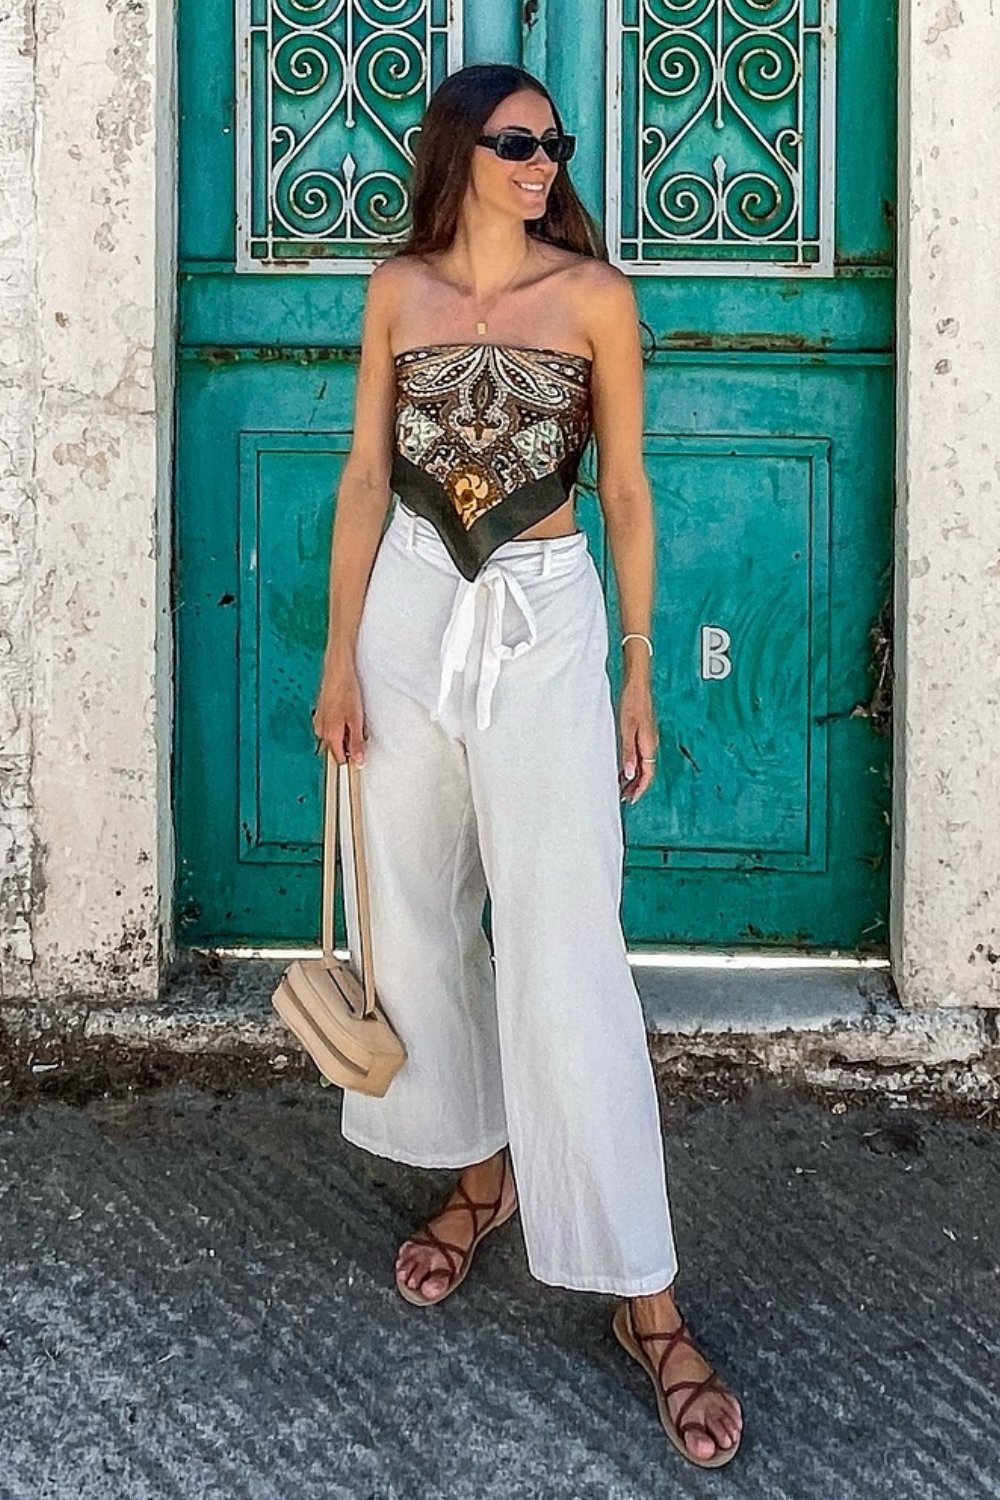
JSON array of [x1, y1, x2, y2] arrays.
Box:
[[395, 1240, 453, 1300], [682, 1427, 717, 1461], [396, 1246, 427, 1288], [722, 1395, 743, 1438], [414, 1269, 450, 1301], [705, 1410, 733, 1451], [706, 1397, 742, 1452], [401, 1261, 422, 1290]]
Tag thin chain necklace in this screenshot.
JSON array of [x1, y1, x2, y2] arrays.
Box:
[[470, 243, 532, 337]]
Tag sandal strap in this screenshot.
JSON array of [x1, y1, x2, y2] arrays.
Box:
[[626, 1301, 726, 1428], [451, 1149, 510, 1219], [653, 1329, 693, 1388], [665, 1372, 717, 1409], [670, 1373, 727, 1441], [405, 1150, 511, 1293], [626, 1299, 687, 1350], [626, 1302, 697, 1388], [671, 1374, 728, 1434]]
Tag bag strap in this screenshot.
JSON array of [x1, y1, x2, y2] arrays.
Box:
[[320, 752, 377, 1019]]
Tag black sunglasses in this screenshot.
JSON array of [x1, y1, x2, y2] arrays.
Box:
[[476, 130, 576, 163]]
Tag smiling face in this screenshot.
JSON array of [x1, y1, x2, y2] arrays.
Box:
[[469, 88, 561, 221]]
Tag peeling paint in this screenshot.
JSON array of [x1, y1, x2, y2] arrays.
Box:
[[51, 431, 119, 489], [850, 598, 893, 737], [193, 345, 360, 366], [925, 3, 964, 46], [95, 0, 152, 182], [657, 330, 821, 354]]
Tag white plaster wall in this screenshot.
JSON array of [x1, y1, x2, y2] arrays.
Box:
[[893, 1, 1000, 1006], [0, 1, 38, 996], [25, 0, 172, 1000]]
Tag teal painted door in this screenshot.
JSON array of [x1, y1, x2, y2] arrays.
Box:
[[175, 1, 895, 953]]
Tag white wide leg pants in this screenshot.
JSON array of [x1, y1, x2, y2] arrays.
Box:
[[338, 500, 678, 1295]]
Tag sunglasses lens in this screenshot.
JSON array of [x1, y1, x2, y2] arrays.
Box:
[[549, 135, 575, 162], [496, 134, 535, 161]]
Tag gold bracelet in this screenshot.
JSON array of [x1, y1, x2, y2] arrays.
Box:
[[621, 632, 653, 657]]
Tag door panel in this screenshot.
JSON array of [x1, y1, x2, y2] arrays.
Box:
[[604, 355, 892, 948], [175, 356, 352, 941], [545, 0, 895, 950]]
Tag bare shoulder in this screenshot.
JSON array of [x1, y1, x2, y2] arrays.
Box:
[[581, 257, 631, 292], [535, 241, 586, 271], [575, 258, 636, 322], [367, 252, 421, 309], [568, 260, 638, 364], [532, 242, 600, 290]]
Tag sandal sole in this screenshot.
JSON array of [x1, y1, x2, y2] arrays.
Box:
[[395, 1198, 519, 1307], [611, 1301, 742, 1469]]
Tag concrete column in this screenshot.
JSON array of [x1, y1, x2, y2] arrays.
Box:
[[0, 2, 39, 996], [893, 1, 1000, 1006], [26, 0, 175, 1001]]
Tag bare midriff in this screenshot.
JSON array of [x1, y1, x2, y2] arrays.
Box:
[[510, 493, 579, 541]]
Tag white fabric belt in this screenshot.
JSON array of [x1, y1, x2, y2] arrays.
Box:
[[392, 501, 589, 733], [436, 563, 539, 731]]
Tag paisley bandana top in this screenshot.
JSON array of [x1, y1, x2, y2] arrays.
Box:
[[390, 342, 593, 580]]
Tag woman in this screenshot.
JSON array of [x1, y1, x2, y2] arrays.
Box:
[[313, 62, 743, 1469]]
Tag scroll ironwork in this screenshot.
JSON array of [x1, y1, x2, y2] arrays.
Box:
[[236, 0, 461, 272], [606, 0, 837, 275]]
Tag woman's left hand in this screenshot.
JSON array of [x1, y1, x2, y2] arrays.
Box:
[[618, 677, 659, 804]]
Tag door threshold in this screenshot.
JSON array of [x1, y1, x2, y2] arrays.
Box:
[[203, 947, 894, 1036]]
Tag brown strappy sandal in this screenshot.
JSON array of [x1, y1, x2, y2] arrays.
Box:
[[612, 1296, 743, 1468], [395, 1147, 517, 1307]]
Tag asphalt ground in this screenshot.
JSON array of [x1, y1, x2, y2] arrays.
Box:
[[1, 1057, 997, 1499]]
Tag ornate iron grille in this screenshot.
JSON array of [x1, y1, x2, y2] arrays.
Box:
[[236, 0, 462, 272], [606, 0, 837, 275]]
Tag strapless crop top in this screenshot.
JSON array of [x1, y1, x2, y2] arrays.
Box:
[[390, 341, 593, 580]]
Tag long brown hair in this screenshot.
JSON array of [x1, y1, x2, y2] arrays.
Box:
[[391, 63, 607, 262]]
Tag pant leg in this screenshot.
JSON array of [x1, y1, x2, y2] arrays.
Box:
[[337, 527, 509, 1168], [465, 548, 678, 1295]]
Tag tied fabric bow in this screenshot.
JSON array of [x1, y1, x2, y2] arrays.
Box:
[[435, 563, 539, 731]]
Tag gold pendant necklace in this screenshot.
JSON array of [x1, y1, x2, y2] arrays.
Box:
[[473, 245, 531, 339]]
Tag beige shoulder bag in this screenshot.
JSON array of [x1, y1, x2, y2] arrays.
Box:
[[272, 752, 406, 1096]]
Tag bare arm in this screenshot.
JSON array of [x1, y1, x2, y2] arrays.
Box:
[[585, 264, 659, 803], [324, 259, 399, 670], [313, 259, 401, 763]]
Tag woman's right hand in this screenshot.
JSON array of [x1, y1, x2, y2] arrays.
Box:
[[312, 662, 367, 766]]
